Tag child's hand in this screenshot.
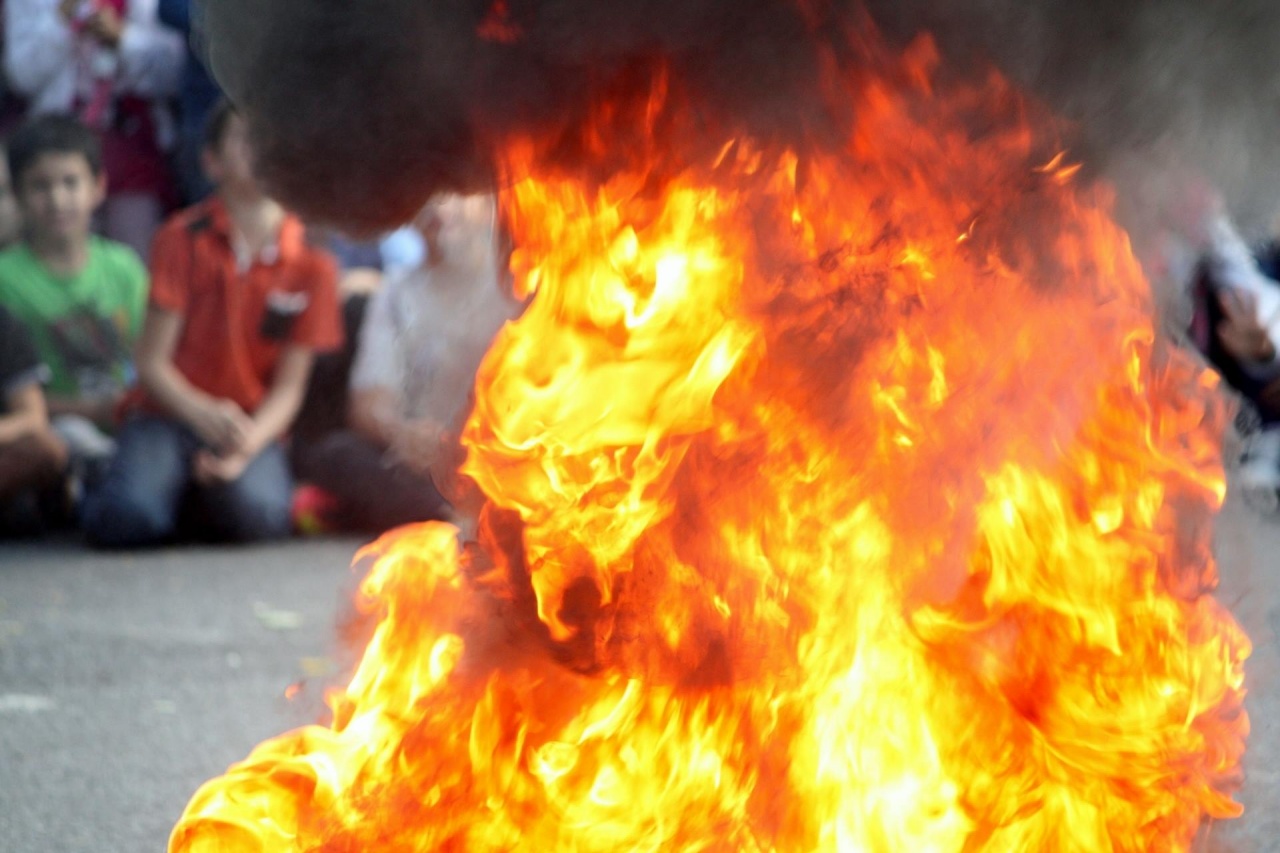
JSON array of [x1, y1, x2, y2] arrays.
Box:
[[190, 398, 252, 455], [84, 5, 123, 47], [192, 448, 252, 484], [1217, 289, 1279, 364]]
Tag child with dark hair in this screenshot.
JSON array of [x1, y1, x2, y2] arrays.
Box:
[[4, 0, 183, 257], [81, 101, 342, 546], [0, 306, 68, 535], [0, 114, 147, 490]]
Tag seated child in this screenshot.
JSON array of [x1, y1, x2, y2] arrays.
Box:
[[0, 115, 148, 482], [80, 100, 342, 546], [5, 0, 185, 256], [0, 306, 68, 535], [294, 193, 519, 534]]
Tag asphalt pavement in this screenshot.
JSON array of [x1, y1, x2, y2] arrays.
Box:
[[0, 483, 1277, 852], [0, 537, 366, 853]]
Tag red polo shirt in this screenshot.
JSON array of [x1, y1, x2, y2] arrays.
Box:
[[140, 197, 342, 415]]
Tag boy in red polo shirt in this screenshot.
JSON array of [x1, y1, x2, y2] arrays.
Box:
[[81, 101, 342, 545]]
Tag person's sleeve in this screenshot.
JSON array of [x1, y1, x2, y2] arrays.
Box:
[[156, 0, 190, 34], [349, 281, 398, 392], [119, 247, 151, 342], [4, 0, 75, 101], [117, 0, 185, 99], [0, 308, 49, 399], [288, 254, 343, 352], [147, 223, 191, 315]]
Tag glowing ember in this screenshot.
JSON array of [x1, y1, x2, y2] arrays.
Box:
[[170, 28, 1249, 853]]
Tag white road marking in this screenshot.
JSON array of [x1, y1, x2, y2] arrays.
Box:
[[0, 693, 56, 713]]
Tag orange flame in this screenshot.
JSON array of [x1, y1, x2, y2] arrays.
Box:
[[170, 29, 1248, 853]]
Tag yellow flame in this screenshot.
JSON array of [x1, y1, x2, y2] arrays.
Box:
[[170, 28, 1248, 853]]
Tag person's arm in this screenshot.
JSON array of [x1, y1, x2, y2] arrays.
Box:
[[0, 380, 67, 499], [84, 0, 183, 99], [348, 384, 451, 478], [135, 306, 251, 452], [0, 381, 50, 445], [113, 0, 185, 99], [193, 345, 314, 483], [3, 0, 76, 102], [241, 344, 314, 456], [348, 385, 400, 451]]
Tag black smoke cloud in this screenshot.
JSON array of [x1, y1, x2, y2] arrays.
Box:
[[872, 1, 1280, 237], [199, 0, 835, 228], [199, 0, 1280, 233]]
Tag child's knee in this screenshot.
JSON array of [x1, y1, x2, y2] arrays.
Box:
[[0, 430, 68, 497], [30, 428, 70, 474], [82, 483, 176, 548]]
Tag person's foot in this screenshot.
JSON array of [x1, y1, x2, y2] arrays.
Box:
[[51, 414, 116, 459]]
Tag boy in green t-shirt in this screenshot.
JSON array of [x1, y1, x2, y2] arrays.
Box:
[[0, 116, 148, 466]]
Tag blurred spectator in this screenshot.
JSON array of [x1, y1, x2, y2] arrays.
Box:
[[5, 0, 183, 257], [157, 0, 220, 204], [0, 2, 30, 136], [81, 101, 342, 546], [287, 228, 385, 488], [293, 193, 519, 535], [288, 223, 427, 466], [0, 144, 22, 248], [0, 306, 68, 536], [1191, 210, 1280, 510], [0, 116, 147, 491]]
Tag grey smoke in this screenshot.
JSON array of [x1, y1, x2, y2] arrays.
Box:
[[871, 0, 1280, 238], [199, 0, 1280, 236]]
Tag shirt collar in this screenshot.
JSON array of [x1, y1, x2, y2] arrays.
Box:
[[205, 196, 306, 271]]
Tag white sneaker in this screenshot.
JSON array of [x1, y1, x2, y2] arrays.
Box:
[[51, 414, 116, 460]]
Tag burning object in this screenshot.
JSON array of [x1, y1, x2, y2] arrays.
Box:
[[171, 16, 1249, 853]]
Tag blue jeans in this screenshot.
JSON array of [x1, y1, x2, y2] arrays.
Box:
[[81, 416, 293, 547]]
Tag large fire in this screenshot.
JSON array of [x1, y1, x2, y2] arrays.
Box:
[[171, 23, 1249, 853]]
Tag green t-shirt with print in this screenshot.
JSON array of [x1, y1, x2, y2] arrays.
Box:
[[0, 237, 148, 399]]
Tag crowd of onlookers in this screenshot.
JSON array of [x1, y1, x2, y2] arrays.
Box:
[[0, 0, 519, 546], [5, 2, 1280, 551]]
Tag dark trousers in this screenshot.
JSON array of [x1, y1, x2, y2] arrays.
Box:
[[295, 430, 450, 533], [0, 431, 68, 538], [81, 416, 293, 547]]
